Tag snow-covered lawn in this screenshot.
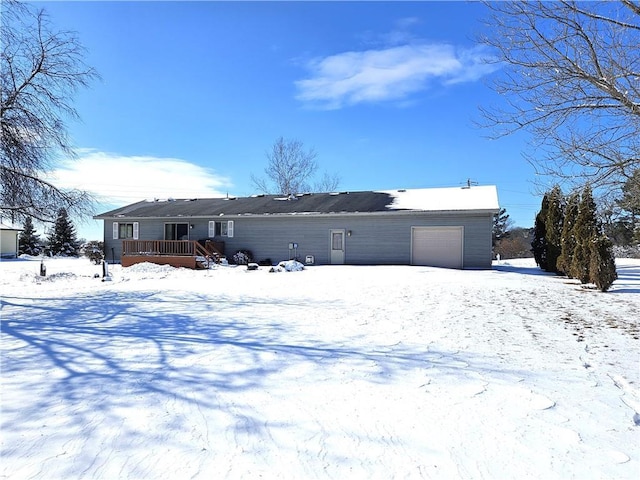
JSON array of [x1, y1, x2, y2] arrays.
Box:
[[1, 256, 639, 479]]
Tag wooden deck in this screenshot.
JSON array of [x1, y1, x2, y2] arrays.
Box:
[[121, 240, 224, 269]]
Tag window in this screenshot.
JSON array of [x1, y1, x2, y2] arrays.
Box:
[[332, 231, 343, 250], [164, 223, 189, 240], [208, 220, 234, 238], [113, 222, 138, 240]]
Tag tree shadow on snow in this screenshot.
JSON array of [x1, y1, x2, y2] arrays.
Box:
[[610, 264, 640, 294], [492, 263, 554, 277], [493, 262, 640, 294], [1, 289, 532, 464]]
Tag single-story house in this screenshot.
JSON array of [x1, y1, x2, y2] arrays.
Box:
[[0, 223, 22, 259], [94, 185, 500, 269]]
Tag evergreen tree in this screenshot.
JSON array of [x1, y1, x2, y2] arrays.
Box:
[[531, 194, 549, 270], [18, 217, 41, 256], [544, 185, 564, 273], [47, 208, 79, 256], [557, 191, 579, 275], [617, 169, 640, 244], [83, 240, 104, 264], [492, 208, 512, 247], [589, 233, 618, 292], [570, 185, 598, 283]]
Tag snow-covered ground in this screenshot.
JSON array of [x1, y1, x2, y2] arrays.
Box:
[[1, 256, 639, 479]]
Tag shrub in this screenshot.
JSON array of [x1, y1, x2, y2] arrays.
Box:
[[531, 185, 564, 272], [84, 240, 104, 265], [589, 234, 618, 292], [544, 185, 564, 273], [557, 192, 579, 275], [232, 250, 253, 265], [531, 199, 548, 269], [570, 185, 598, 283]]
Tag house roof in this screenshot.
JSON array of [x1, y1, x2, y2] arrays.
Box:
[[0, 223, 22, 231], [94, 185, 500, 219]]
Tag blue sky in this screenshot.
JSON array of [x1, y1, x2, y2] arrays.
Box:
[[34, 0, 542, 240]]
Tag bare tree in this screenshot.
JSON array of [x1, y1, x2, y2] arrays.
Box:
[[480, 1, 640, 193], [314, 171, 341, 194], [1, 0, 98, 223], [251, 136, 340, 195]]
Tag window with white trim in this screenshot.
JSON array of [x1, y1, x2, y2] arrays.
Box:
[[208, 220, 234, 238], [113, 222, 139, 239]]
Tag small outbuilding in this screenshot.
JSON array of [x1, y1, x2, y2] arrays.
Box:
[[0, 223, 22, 259], [94, 185, 500, 269]]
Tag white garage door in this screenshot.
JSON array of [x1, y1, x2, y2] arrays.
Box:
[[411, 226, 463, 268]]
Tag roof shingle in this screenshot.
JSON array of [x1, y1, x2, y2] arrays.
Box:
[[95, 186, 499, 219]]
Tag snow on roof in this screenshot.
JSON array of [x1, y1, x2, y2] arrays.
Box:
[[0, 223, 22, 231], [379, 185, 499, 212]]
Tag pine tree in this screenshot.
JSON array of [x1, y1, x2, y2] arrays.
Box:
[[544, 185, 564, 273], [557, 191, 579, 275], [617, 169, 640, 245], [589, 233, 618, 291], [48, 208, 79, 256], [493, 208, 511, 247], [570, 185, 598, 283], [18, 217, 41, 256], [532, 194, 549, 270]]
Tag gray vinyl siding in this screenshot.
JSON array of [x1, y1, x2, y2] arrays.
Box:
[[102, 211, 494, 268], [103, 221, 120, 263], [102, 219, 141, 263], [230, 212, 494, 267]]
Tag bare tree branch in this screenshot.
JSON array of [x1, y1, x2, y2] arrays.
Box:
[[251, 136, 340, 195], [479, 1, 640, 193], [313, 171, 341, 193], [1, 1, 98, 223]]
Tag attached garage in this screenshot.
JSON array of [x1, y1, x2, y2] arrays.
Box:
[[411, 226, 463, 268]]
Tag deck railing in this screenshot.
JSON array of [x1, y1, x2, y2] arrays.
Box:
[[123, 240, 209, 257]]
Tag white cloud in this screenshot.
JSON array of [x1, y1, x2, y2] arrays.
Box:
[[295, 43, 498, 109], [49, 149, 233, 206]]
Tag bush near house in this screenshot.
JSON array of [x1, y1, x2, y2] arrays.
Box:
[[232, 250, 253, 265]]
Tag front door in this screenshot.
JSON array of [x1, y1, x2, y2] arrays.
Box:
[[330, 229, 345, 264]]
